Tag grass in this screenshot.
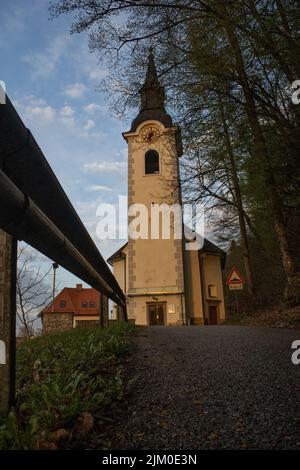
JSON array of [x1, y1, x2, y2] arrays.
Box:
[[0, 322, 134, 450]]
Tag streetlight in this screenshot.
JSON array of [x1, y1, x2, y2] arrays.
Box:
[[52, 263, 59, 312]]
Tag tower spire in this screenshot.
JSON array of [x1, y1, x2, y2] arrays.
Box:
[[129, 48, 173, 131], [143, 47, 160, 89]]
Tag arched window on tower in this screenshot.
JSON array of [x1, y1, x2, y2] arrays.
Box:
[[145, 150, 159, 174]]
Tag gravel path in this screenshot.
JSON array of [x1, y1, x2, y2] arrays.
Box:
[[114, 326, 300, 450]]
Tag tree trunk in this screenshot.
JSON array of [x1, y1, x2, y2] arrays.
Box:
[[219, 4, 300, 305], [248, 0, 299, 82], [16, 280, 32, 338], [218, 94, 255, 296]]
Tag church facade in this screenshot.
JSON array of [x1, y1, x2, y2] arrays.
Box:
[[108, 51, 226, 326]]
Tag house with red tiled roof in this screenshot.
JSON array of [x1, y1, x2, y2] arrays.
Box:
[[40, 284, 108, 334]]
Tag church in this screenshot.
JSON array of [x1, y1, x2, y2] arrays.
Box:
[[107, 50, 226, 326]]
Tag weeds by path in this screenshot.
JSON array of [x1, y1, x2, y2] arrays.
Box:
[[0, 322, 133, 450], [224, 306, 300, 329]]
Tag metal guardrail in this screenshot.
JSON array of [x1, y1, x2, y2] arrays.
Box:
[[0, 88, 127, 414], [0, 92, 126, 311], [0, 168, 118, 301]]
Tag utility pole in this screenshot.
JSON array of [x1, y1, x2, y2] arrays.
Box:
[[52, 263, 59, 312], [0, 230, 17, 415]]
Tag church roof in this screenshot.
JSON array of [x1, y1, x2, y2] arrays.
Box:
[[107, 232, 226, 268], [129, 48, 173, 132], [107, 242, 128, 265]]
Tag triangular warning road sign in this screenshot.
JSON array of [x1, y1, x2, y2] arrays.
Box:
[[226, 267, 243, 285]]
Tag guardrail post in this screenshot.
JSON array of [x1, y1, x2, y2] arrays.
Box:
[[99, 293, 109, 328], [102, 294, 109, 328], [0, 230, 17, 415]]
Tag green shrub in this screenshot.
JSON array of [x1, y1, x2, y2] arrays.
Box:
[[0, 322, 133, 449]]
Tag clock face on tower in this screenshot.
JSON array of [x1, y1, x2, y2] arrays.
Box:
[[141, 126, 160, 143]]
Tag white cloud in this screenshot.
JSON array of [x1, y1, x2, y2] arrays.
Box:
[[86, 185, 112, 192], [30, 106, 55, 123], [3, 6, 26, 32], [23, 34, 70, 79], [88, 67, 109, 81], [84, 103, 102, 114], [74, 199, 102, 237], [22, 95, 47, 107], [69, 43, 108, 82], [59, 115, 76, 129], [14, 96, 55, 124], [65, 83, 87, 99], [75, 199, 100, 214], [83, 119, 95, 130], [60, 106, 75, 117], [118, 147, 128, 159], [83, 161, 127, 173]]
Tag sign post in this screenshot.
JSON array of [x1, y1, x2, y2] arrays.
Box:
[[226, 267, 244, 316], [0, 231, 17, 414], [235, 291, 239, 316]]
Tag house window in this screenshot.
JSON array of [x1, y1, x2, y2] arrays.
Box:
[[145, 150, 159, 174], [208, 284, 217, 298], [60, 300, 66, 308], [89, 301, 95, 308], [81, 301, 88, 308]]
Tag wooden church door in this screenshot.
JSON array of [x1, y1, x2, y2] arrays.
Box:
[[148, 303, 165, 325], [208, 305, 218, 325]]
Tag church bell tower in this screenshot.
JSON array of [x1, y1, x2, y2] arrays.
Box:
[[122, 50, 186, 325]]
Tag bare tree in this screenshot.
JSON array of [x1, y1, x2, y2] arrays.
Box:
[[17, 244, 52, 338], [50, 0, 300, 305]]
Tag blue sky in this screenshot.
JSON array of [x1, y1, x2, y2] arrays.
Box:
[[1, 0, 130, 288]]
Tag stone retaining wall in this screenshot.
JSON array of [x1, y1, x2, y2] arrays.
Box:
[[42, 312, 74, 334], [75, 320, 100, 329]]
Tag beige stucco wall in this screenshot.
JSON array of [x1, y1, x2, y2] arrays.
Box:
[[183, 249, 204, 324], [112, 248, 226, 325], [128, 294, 184, 325], [124, 120, 185, 322], [113, 255, 127, 292], [112, 254, 227, 325], [203, 254, 226, 321], [112, 254, 127, 321], [110, 119, 226, 326]]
